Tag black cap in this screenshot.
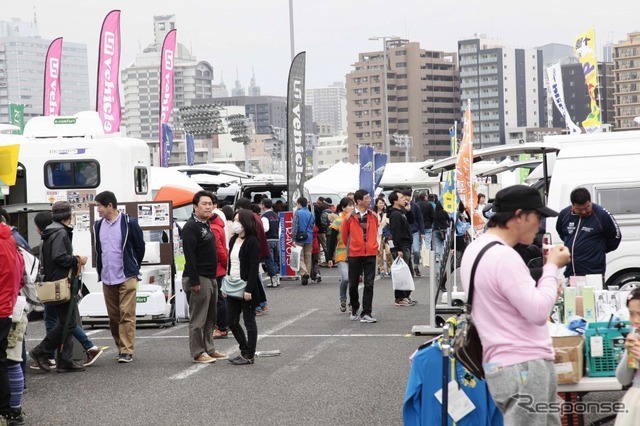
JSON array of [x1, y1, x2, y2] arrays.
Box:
[[492, 185, 558, 217], [324, 197, 333, 205]]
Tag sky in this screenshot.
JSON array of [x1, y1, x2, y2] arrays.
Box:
[[4, 0, 640, 106]]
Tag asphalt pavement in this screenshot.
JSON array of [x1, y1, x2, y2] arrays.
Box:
[[23, 265, 435, 426]]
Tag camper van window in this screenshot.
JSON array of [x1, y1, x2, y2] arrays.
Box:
[[44, 160, 100, 189], [597, 187, 640, 216], [134, 167, 149, 195]]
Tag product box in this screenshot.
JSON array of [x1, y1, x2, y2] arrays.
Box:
[[552, 335, 585, 384], [564, 287, 577, 323], [582, 287, 596, 322]]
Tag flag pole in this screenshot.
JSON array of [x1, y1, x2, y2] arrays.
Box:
[[467, 99, 474, 242], [452, 120, 458, 293]]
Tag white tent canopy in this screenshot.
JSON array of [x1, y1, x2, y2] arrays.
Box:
[[305, 162, 360, 201]]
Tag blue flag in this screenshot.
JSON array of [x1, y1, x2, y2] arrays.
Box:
[[359, 145, 374, 207], [162, 123, 174, 168], [373, 153, 388, 190], [186, 133, 195, 166]]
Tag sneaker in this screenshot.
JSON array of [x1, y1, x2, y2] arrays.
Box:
[[360, 314, 377, 323], [407, 297, 418, 305], [301, 274, 309, 286], [193, 353, 216, 364], [56, 360, 86, 373], [208, 350, 229, 360], [29, 349, 53, 372], [228, 355, 243, 363], [6, 408, 25, 426], [262, 305, 270, 314], [349, 312, 359, 321], [266, 279, 273, 288], [213, 327, 228, 339], [230, 355, 254, 365], [273, 275, 280, 287], [340, 301, 347, 312], [117, 354, 134, 363], [414, 266, 421, 277], [29, 358, 56, 371], [395, 299, 411, 307], [316, 276, 322, 283], [84, 346, 104, 367]]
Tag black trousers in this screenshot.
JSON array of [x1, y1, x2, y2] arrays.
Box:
[[227, 297, 257, 359], [391, 246, 414, 300], [348, 256, 376, 316], [0, 317, 11, 415], [35, 300, 76, 363], [215, 277, 228, 331]]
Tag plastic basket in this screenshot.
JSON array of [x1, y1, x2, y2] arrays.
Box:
[[584, 321, 630, 377]]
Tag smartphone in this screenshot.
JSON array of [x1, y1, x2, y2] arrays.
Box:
[[542, 233, 551, 264]]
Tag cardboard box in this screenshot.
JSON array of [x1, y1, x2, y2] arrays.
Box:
[[552, 336, 584, 384]]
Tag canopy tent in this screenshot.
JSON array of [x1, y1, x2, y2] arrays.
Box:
[[304, 162, 360, 200]]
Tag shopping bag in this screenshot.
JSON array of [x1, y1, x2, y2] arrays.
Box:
[[391, 257, 414, 291], [420, 242, 430, 267], [290, 245, 302, 272]]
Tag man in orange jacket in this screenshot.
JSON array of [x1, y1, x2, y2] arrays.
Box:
[[340, 189, 380, 323]]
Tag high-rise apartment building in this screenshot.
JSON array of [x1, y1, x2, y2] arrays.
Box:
[[121, 15, 214, 145], [458, 37, 545, 147], [613, 32, 640, 130], [0, 18, 90, 123], [346, 40, 459, 162], [306, 82, 347, 136]]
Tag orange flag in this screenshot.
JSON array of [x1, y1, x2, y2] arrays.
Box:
[[455, 102, 485, 236]]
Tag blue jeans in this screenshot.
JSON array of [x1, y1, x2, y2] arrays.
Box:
[[337, 261, 349, 303], [411, 232, 422, 266], [44, 303, 94, 359], [264, 241, 279, 277], [424, 229, 432, 251], [433, 229, 445, 263]]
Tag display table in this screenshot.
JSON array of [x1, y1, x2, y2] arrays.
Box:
[[557, 376, 624, 426]]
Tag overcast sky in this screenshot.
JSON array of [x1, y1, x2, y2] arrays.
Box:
[[4, 1, 640, 105]]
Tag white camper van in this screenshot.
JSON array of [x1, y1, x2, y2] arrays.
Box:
[[545, 130, 640, 287], [1, 113, 174, 324]]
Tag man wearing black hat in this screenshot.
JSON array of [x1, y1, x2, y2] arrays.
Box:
[[460, 185, 570, 425], [30, 201, 88, 373]]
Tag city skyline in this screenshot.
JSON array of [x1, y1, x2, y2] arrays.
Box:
[[3, 0, 640, 106]]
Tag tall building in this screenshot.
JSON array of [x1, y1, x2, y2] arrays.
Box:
[[0, 18, 90, 123], [613, 32, 640, 130], [346, 40, 459, 162], [306, 82, 347, 136], [121, 14, 215, 164], [248, 69, 260, 96], [458, 37, 545, 147], [231, 70, 245, 96], [551, 62, 615, 130]]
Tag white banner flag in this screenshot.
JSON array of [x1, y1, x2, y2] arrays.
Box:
[[547, 63, 582, 134]]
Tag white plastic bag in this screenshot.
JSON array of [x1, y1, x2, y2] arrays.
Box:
[[290, 245, 302, 272], [391, 257, 415, 291], [420, 242, 430, 267]]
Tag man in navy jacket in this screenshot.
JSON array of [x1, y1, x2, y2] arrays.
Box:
[[556, 187, 621, 277], [94, 191, 145, 363]]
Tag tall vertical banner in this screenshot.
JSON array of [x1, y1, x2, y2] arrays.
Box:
[[440, 125, 459, 217], [279, 211, 296, 277], [574, 29, 602, 133], [43, 37, 63, 116], [161, 124, 174, 167], [185, 133, 195, 166], [455, 102, 485, 236], [373, 153, 388, 190], [546, 63, 581, 134], [97, 9, 122, 134], [8, 104, 25, 134], [286, 52, 306, 209], [359, 145, 374, 206], [159, 29, 177, 168]]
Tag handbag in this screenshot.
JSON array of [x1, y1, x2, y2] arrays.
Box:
[[295, 214, 310, 242], [35, 270, 73, 305], [221, 275, 248, 299], [453, 241, 502, 380]]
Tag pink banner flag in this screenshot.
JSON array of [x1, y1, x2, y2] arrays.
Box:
[[43, 37, 63, 116], [159, 29, 177, 167], [97, 10, 122, 133]]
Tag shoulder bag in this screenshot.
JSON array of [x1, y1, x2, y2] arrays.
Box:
[[221, 275, 247, 299], [295, 214, 310, 242], [453, 240, 502, 380]]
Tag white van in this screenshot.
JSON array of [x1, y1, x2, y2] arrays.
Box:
[[545, 130, 640, 287]]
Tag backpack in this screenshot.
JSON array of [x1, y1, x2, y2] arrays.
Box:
[[17, 245, 43, 312]]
